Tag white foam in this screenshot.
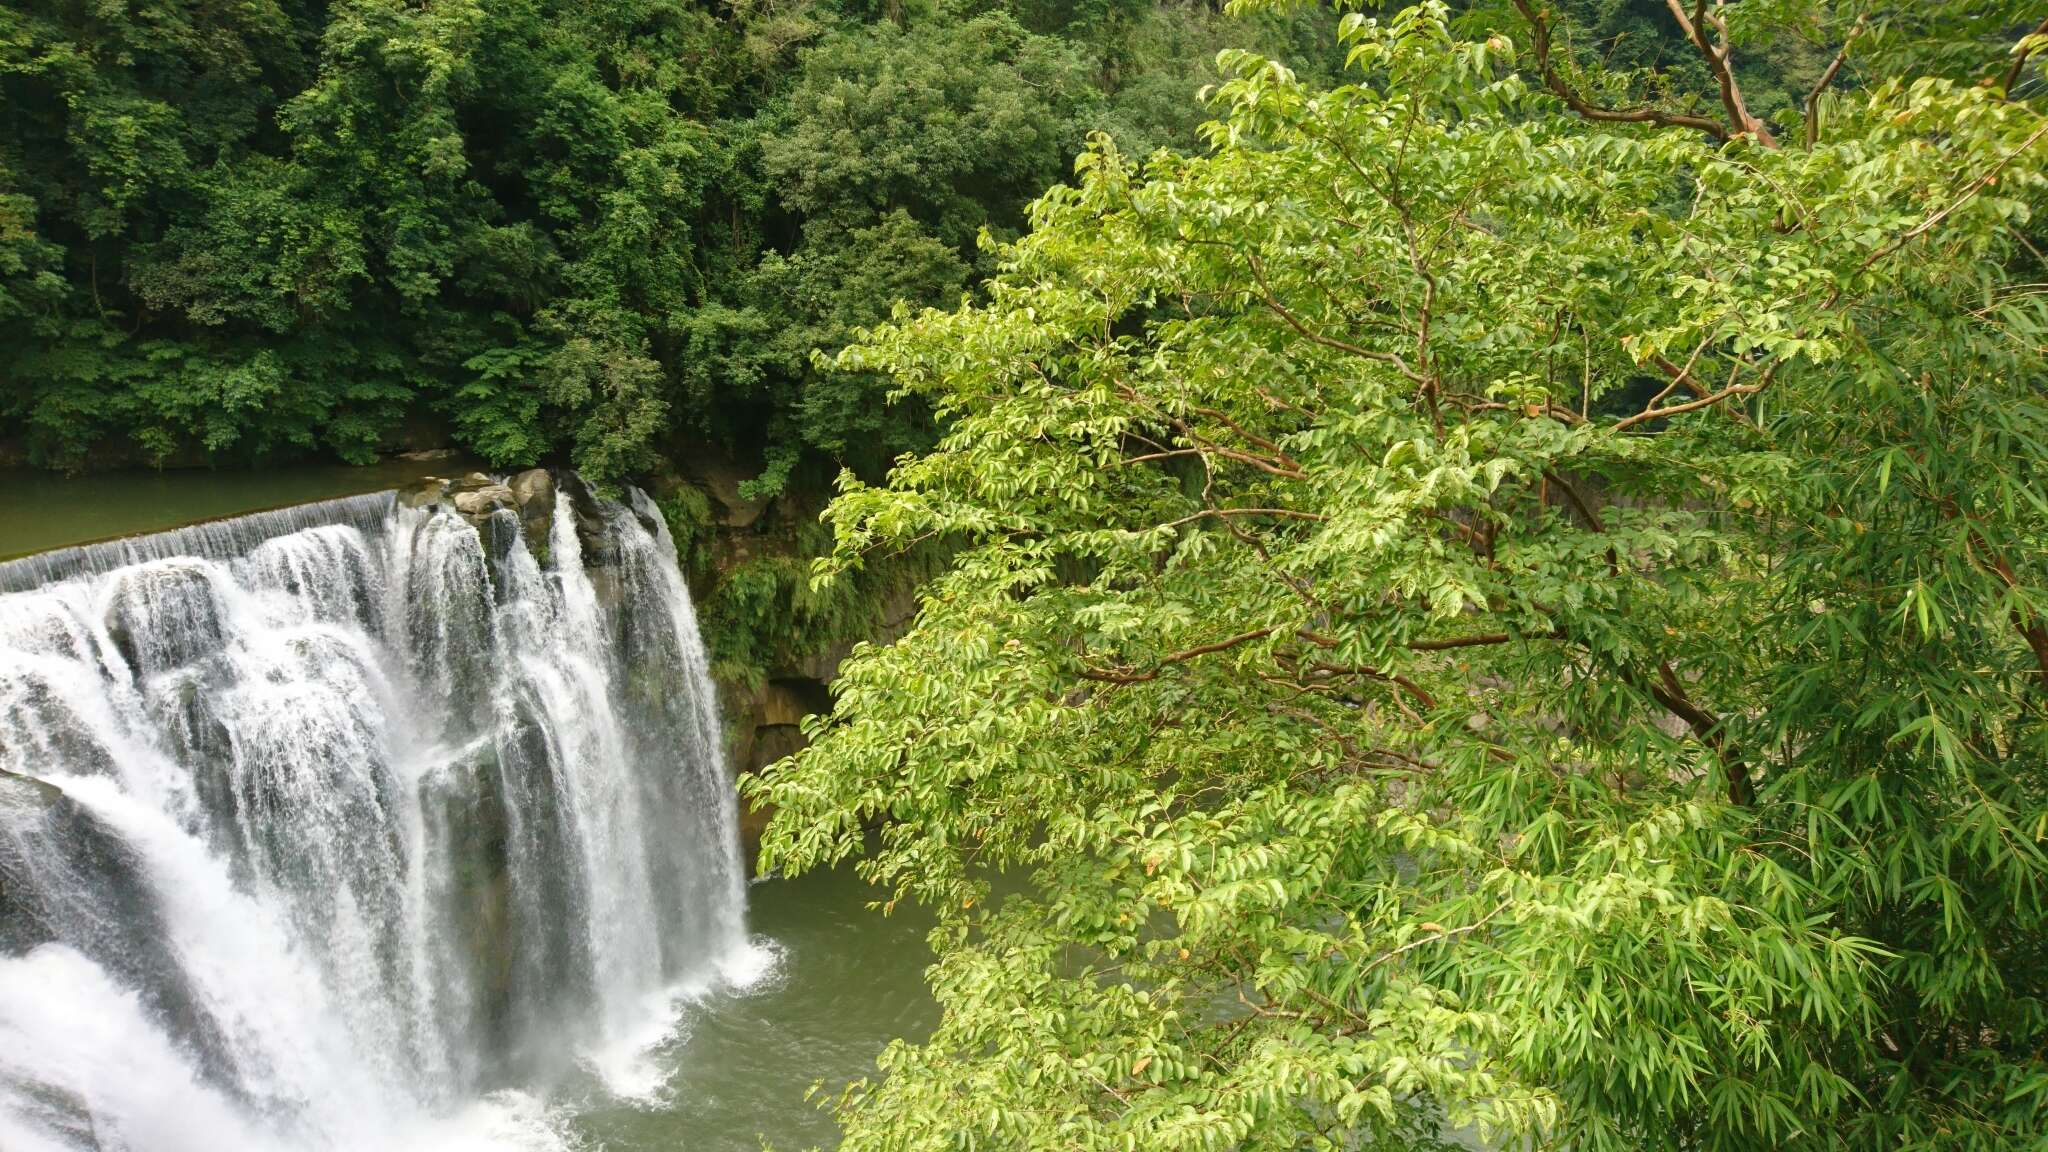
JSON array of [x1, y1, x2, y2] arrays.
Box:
[[0, 483, 749, 1149], [0, 945, 278, 1152], [583, 986, 696, 1103], [580, 936, 789, 1103], [394, 1090, 583, 1152], [719, 937, 787, 992], [0, 946, 587, 1152]]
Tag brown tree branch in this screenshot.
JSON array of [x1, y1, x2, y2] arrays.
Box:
[[2003, 15, 2048, 99], [1158, 508, 1328, 530], [1542, 469, 1605, 534], [1662, 0, 1776, 146], [1649, 660, 1752, 804], [1300, 659, 1439, 712], [1189, 404, 1301, 471], [1078, 628, 1280, 684], [1240, 251, 1426, 385], [1538, 471, 1752, 803], [1512, 0, 1731, 141], [1404, 632, 1516, 651], [1612, 362, 1778, 431], [1448, 397, 1586, 425], [1853, 119, 2048, 281], [1354, 903, 1512, 982], [1805, 15, 1867, 149], [1199, 444, 1306, 479], [1652, 344, 1714, 401]]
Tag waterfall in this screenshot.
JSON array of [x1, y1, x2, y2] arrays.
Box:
[[0, 477, 757, 1150]]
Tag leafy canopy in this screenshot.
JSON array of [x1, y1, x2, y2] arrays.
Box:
[[0, 0, 1334, 485], [751, 3, 2048, 1149]]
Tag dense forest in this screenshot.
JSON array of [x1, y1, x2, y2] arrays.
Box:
[[8, 0, 2048, 1150], [0, 0, 1339, 488]]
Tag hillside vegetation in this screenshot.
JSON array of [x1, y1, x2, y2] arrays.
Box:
[[746, 2, 2048, 1150], [0, 0, 1330, 484], [10, 0, 2048, 1149]]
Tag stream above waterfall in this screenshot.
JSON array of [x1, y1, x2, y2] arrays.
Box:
[[0, 458, 480, 561], [0, 472, 935, 1150]]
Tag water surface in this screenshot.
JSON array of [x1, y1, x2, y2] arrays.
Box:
[[0, 458, 472, 559], [569, 866, 937, 1151]]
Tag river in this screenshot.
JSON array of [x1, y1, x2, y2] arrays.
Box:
[[0, 458, 478, 560], [566, 866, 935, 1151]]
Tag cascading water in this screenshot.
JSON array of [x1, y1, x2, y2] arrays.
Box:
[[0, 477, 762, 1150]]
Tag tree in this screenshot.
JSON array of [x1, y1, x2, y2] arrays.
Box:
[[749, 3, 2048, 1148], [0, 0, 1343, 488]]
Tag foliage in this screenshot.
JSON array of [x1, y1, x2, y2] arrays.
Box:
[[695, 504, 947, 690], [750, 3, 2048, 1149], [658, 481, 720, 581], [0, 0, 1333, 486]]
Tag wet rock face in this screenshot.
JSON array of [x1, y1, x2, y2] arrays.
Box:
[[555, 473, 614, 558], [1, 672, 121, 779], [398, 470, 559, 559], [102, 561, 228, 676], [685, 454, 769, 529], [727, 677, 833, 779], [452, 484, 516, 518], [399, 478, 448, 510], [507, 471, 556, 561], [508, 469, 553, 511]]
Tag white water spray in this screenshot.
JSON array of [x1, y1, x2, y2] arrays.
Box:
[[0, 479, 753, 1148]]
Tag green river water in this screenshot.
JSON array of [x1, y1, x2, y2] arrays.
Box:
[[0, 464, 938, 1150], [0, 458, 476, 559], [567, 866, 937, 1151]]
